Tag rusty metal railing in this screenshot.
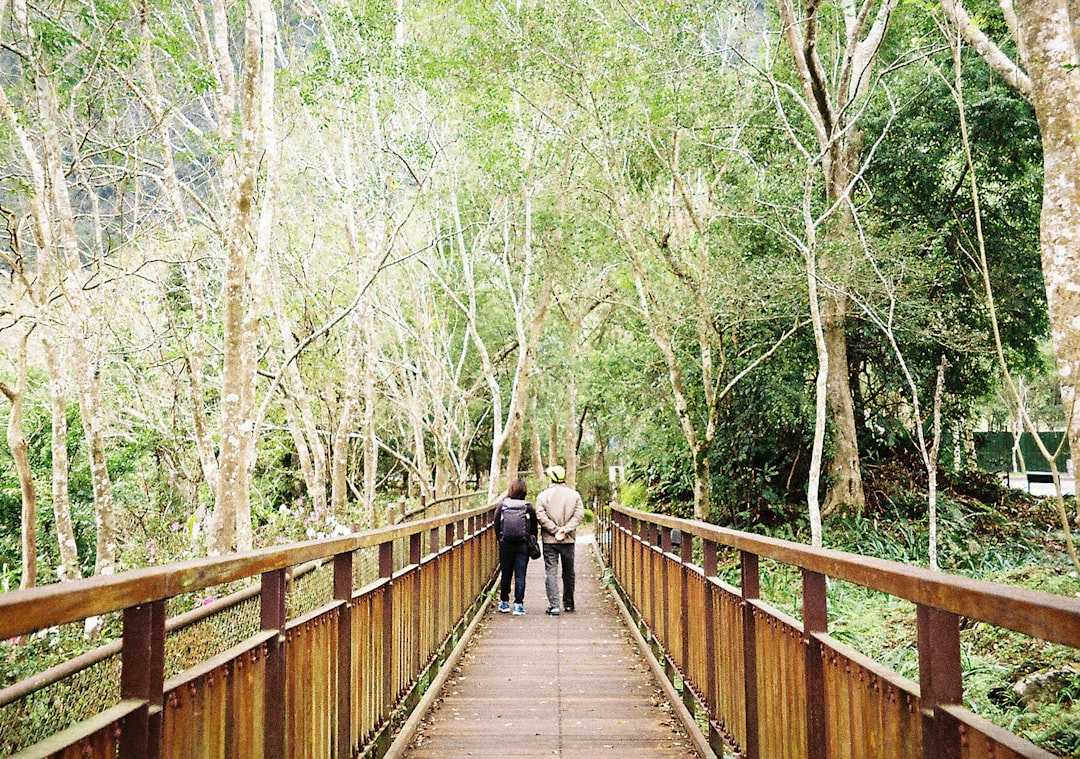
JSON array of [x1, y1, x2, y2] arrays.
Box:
[[0, 501, 497, 759], [596, 503, 1079, 759]]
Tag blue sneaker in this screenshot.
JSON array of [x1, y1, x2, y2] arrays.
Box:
[[498, 601, 511, 613], [512, 603, 525, 616]]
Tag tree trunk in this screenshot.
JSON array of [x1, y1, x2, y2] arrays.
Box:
[[74, 348, 116, 578], [332, 312, 363, 516], [529, 388, 545, 478], [564, 341, 581, 490], [362, 321, 379, 524], [506, 403, 525, 481], [270, 265, 327, 514], [820, 291, 865, 514], [210, 0, 274, 553], [775, 0, 896, 518], [136, 14, 220, 504], [42, 332, 81, 581], [805, 251, 828, 548], [1014, 2, 1080, 479], [693, 444, 710, 521], [548, 419, 559, 468], [1, 329, 37, 589], [30, 29, 119, 574]]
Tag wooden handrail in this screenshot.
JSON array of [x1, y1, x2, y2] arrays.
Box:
[[0, 502, 494, 640], [611, 504, 1080, 648], [604, 503, 1075, 758]]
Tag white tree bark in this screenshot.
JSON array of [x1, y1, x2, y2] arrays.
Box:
[[1013, 2, 1080, 493], [941, 0, 1032, 96], [209, 0, 276, 553], [42, 331, 82, 582], [0, 328, 37, 589], [941, 0, 1080, 501], [0, 45, 85, 581], [134, 3, 221, 506]]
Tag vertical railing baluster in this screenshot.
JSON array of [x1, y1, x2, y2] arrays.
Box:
[[679, 533, 694, 716], [660, 526, 671, 657], [917, 606, 962, 759], [458, 519, 467, 620], [261, 569, 287, 759], [802, 569, 827, 759], [334, 552, 354, 759], [429, 526, 441, 648], [741, 551, 760, 759], [379, 541, 394, 724], [444, 522, 456, 630], [649, 522, 660, 632], [410, 533, 422, 566], [409, 532, 422, 688], [702, 539, 721, 755]]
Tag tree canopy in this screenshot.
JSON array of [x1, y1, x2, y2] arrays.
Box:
[[0, 0, 1061, 585]]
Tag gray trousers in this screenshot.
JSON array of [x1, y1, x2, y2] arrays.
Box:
[[542, 542, 576, 609]]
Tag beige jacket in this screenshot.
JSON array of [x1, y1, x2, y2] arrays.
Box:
[[536, 484, 584, 544]]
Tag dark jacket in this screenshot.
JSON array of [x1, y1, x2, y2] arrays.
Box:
[[494, 497, 538, 544]]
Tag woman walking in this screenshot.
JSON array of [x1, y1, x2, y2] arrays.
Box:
[[494, 478, 538, 616]]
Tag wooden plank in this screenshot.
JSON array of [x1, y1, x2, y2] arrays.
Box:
[[400, 547, 700, 759]]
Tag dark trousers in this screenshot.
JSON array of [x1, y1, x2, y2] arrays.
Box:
[[542, 542, 575, 609], [498, 540, 530, 604]]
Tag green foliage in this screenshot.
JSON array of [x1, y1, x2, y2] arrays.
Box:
[[619, 480, 648, 510], [574, 469, 611, 511]]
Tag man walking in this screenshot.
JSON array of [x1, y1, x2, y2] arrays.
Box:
[[536, 465, 584, 616]]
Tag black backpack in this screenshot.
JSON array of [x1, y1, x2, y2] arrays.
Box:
[[500, 499, 530, 542]]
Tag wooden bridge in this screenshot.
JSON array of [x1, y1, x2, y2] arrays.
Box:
[[1, 501, 1078, 759]]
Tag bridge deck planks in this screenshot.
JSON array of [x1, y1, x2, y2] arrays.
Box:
[[403, 540, 699, 758]]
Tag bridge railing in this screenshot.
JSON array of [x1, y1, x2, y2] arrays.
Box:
[[0, 499, 497, 759], [597, 503, 1079, 759]]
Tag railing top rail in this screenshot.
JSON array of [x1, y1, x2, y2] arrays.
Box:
[[0, 501, 494, 640], [612, 503, 1080, 648]]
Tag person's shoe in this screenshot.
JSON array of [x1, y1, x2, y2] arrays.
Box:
[[546, 606, 561, 616], [512, 603, 525, 616], [498, 601, 511, 613], [563, 604, 574, 613]]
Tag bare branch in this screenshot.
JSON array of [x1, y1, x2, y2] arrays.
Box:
[[940, 0, 1032, 99]]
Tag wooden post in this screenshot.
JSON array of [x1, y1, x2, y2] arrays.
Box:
[[261, 569, 287, 759], [119, 599, 165, 759], [917, 606, 962, 759], [410, 533, 423, 566], [802, 569, 827, 759], [334, 552, 354, 759], [741, 551, 760, 759]]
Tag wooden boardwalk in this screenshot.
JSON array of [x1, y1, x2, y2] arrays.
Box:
[[400, 539, 700, 758]]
